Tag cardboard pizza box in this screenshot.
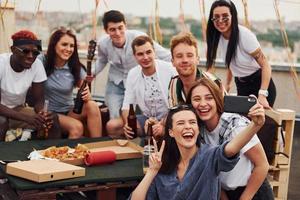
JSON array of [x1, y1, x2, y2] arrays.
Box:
[[38, 140, 143, 166], [84, 139, 143, 160], [64, 140, 143, 165], [6, 160, 85, 183]]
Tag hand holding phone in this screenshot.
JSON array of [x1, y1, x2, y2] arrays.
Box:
[[224, 95, 257, 114]]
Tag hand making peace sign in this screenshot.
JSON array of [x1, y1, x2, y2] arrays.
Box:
[[149, 138, 165, 172]]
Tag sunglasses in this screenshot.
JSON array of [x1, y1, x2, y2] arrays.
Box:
[[15, 46, 40, 56], [211, 16, 231, 23]]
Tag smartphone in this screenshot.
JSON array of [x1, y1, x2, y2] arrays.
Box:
[[224, 95, 257, 114]]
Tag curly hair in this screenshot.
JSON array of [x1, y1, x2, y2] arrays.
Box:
[[11, 30, 38, 41]]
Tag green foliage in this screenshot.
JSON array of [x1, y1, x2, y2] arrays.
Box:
[[190, 23, 202, 39], [257, 29, 300, 50], [159, 17, 176, 29]]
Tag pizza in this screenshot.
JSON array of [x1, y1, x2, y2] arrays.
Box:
[[42, 144, 90, 160]]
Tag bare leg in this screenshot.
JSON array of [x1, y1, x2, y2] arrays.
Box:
[[58, 114, 84, 139], [106, 117, 143, 138], [106, 117, 124, 138], [69, 101, 102, 138], [83, 101, 102, 137]]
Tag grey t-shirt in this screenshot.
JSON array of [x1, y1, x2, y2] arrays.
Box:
[[39, 55, 86, 113], [145, 142, 239, 200]]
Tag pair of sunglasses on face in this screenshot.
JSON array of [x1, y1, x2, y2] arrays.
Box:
[[15, 46, 40, 57], [211, 15, 231, 23]]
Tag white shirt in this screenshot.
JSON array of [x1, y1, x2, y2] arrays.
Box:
[[218, 25, 261, 77], [0, 53, 47, 108], [122, 59, 177, 119], [95, 30, 171, 86], [203, 112, 260, 190], [143, 73, 167, 119]]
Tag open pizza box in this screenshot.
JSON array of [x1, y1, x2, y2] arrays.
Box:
[[6, 160, 85, 183], [85, 139, 143, 159], [38, 140, 143, 166]]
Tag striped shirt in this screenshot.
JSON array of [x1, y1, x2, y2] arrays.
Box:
[[168, 68, 222, 107]]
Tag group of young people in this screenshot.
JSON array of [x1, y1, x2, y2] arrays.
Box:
[[0, 27, 102, 140], [0, 0, 277, 199]]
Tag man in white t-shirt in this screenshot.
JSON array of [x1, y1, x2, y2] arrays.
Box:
[[106, 35, 177, 138], [0, 30, 60, 141]]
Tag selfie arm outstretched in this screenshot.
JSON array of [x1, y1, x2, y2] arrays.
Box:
[[224, 101, 265, 157]]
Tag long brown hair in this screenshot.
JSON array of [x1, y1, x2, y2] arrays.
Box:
[[206, 0, 239, 70], [160, 105, 201, 174], [186, 78, 224, 115], [45, 27, 83, 86]]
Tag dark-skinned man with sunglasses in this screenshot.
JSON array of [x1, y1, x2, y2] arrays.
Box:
[[0, 30, 60, 141]]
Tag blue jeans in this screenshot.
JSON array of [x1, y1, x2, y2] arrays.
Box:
[[105, 80, 125, 119]]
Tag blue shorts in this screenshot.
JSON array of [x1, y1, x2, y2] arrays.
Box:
[[105, 81, 125, 119]]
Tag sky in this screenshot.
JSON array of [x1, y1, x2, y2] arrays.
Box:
[[14, 0, 300, 22]]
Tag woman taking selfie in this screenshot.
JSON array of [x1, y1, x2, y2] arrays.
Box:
[[130, 100, 265, 200], [40, 27, 102, 138], [206, 0, 276, 108], [187, 78, 273, 200]]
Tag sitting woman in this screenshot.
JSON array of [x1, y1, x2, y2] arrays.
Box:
[[187, 78, 273, 200], [130, 101, 265, 200], [40, 27, 102, 138]]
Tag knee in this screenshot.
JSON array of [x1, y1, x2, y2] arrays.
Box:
[[68, 122, 84, 139], [84, 101, 100, 116], [106, 118, 124, 137]]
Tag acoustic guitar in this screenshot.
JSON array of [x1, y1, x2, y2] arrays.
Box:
[[86, 40, 97, 91]]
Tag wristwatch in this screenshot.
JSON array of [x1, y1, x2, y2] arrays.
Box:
[[258, 89, 269, 97]]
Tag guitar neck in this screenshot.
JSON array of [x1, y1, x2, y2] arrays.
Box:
[[86, 39, 96, 93], [87, 61, 92, 91]]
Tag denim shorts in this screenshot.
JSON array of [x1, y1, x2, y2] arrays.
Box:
[[105, 80, 125, 119]]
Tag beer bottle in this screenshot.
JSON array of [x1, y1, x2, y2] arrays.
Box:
[[143, 123, 154, 174], [145, 123, 154, 146], [127, 104, 137, 138], [146, 123, 153, 139], [73, 80, 87, 114], [37, 99, 49, 139]]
